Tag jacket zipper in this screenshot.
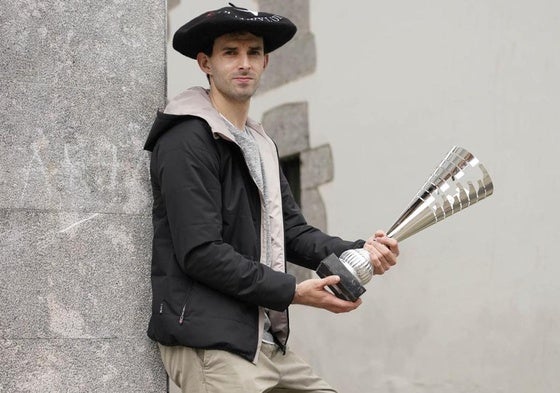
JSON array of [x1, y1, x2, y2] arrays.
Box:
[[160, 299, 189, 325], [179, 304, 187, 325], [178, 286, 194, 325]]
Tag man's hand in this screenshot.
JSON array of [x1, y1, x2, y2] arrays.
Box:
[[291, 276, 362, 313], [364, 230, 399, 275]]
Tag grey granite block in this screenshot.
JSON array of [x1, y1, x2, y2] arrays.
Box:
[[301, 145, 334, 190], [258, 0, 310, 32], [0, 89, 154, 214], [259, 30, 316, 93], [0, 1, 165, 214], [257, 0, 315, 92], [301, 189, 328, 232], [262, 102, 310, 158], [1, 338, 166, 393], [0, 209, 152, 340], [1, 1, 166, 391]]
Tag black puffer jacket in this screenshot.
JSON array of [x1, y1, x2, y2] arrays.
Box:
[[144, 87, 364, 362]]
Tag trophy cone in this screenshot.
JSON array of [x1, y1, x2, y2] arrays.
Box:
[[316, 146, 494, 301], [386, 146, 494, 242]]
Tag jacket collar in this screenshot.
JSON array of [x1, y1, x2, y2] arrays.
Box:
[[164, 86, 265, 141]]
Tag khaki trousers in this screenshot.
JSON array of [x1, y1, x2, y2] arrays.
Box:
[[158, 343, 337, 393]]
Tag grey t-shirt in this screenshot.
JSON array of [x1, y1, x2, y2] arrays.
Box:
[[222, 117, 275, 344]]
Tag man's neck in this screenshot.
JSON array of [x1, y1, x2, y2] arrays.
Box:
[[209, 89, 250, 130]]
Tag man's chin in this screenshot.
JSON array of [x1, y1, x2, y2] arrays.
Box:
[[233, 94, 254, 103], [233, 87, 258, 101]]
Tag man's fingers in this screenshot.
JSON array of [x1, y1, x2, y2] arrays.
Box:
[[368, 239, 397, 263], [375, 235, 400, 257], [314, 276, 363, 313], [364, 244, 385, 273], [325, 294, 362, 313], [367, 230, 400, 257], [320, 275, 340, 287], [364, 243, 396, 274], [374, 230, 386, 238]]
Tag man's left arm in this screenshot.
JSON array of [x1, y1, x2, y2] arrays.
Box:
[[280, 170, 365, 269]]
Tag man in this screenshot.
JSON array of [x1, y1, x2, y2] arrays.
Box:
[[143, 4, 399, 393]]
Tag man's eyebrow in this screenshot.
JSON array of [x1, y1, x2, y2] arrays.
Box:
[[219, 45, 263, 52]]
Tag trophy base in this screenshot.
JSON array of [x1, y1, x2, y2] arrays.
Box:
[[316, 254, 366, 302]]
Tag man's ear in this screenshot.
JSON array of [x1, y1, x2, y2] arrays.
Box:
[[263, 53, 269, 69], [197, 52, 212, 76]]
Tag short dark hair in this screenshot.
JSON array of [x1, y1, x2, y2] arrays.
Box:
[[201, 45, 212, 84], [201, 44, 213, 57]]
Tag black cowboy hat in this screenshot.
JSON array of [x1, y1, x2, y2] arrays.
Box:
[[173, 3, 297, 59]]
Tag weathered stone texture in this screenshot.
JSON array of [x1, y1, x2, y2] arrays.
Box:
[[1, 0, 166, 391], [259, 0, 310, 32], [300, 189, 328, 232], [301, 145, 334, 190], [262, 102, 310, 157], [2, 338, 164, 393], [0, 210, 152, 339], [1, 0, 163, 214], [257, 0, 316, 92]]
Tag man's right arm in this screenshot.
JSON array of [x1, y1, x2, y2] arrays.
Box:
[[292, 275, 362, 313]]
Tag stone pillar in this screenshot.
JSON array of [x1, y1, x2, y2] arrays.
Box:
[[0, 1, 167, 392]]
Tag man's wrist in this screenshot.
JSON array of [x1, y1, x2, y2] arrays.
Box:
[[291, 282, 299, 304]]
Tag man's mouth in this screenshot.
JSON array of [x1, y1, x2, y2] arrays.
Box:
[[234, 75, 253, 83]]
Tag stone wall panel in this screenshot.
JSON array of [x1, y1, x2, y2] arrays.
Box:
[[1, 210, 152, 339], [262, 102, 310, 157], [2, 338, 165, 393], [257, 0, 316, 92], [301, 145, 334, 190], [1, 0, 163, 213], [1, 0, 166, 391]]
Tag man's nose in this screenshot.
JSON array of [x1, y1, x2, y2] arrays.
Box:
[[238, 54, 251, 69]]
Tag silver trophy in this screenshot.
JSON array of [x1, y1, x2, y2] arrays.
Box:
[[316, 146, 494, 301]]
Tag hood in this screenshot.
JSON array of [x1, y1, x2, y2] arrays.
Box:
[[144, 87, 233, 151], [143, 86, 265, 152]]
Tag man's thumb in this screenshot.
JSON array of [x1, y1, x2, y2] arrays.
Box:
[[321, 275, 340, 286]]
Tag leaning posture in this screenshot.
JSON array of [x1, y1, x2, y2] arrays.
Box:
[[144, 4, 399, 393]]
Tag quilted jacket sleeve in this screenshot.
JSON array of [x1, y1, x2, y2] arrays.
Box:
[[281, 169, 365, 270]]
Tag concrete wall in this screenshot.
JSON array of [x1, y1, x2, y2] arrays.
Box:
[[168, 1, 560, 393], [1, 1, 167, 392]]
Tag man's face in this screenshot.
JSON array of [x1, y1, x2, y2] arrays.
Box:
[[198, 32, 269, 103]]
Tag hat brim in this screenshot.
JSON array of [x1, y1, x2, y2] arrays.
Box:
[[173, 8, 297, 59]]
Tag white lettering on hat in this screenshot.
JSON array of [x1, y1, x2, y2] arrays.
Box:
[[223, 9, 283, 22], [237, 7, 259, 17]]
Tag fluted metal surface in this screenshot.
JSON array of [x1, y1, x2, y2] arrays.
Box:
[[340, 248, 373, 285], [387, 146, 494, 242]]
